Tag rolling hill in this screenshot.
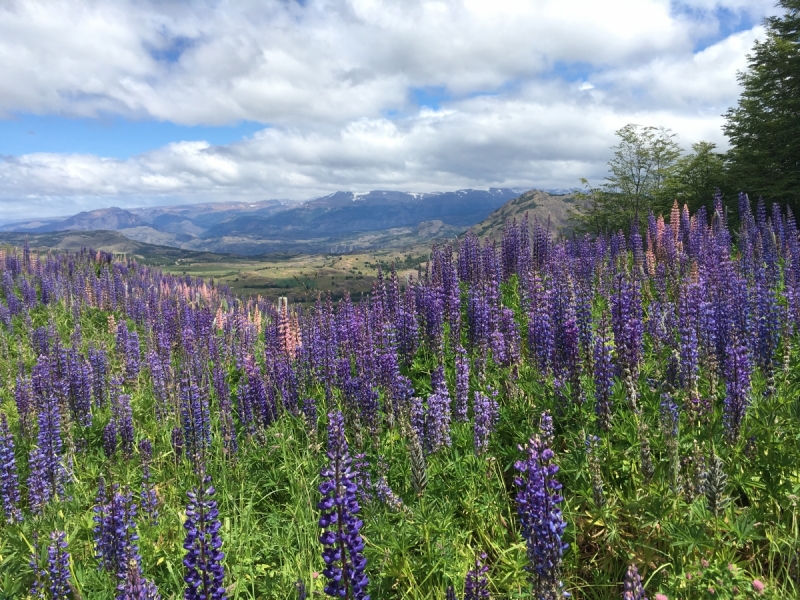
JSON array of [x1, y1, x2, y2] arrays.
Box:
[[471, 189, 585, 241]]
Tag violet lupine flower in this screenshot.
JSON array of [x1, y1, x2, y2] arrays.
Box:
[[183, 475, 227, 600], [139, 439, 159, 525], [89, 346, 109, 408], [14, 374, 33, 437], [678, 284, 700, 394], [30, 532, 46, 598], [622, 564, 647, 600], [526, 275, 554, 374], [301, 396, 318, 434], [425, 367, 452, 453], [473, 391, 499, 455], [454, 345, 470, 422], [28, 395, 68, 514], [103, 420, 118, 459], [318, 411, 369, 600], [0, 413, 21, 523], [446, 585, 458, 600], [593, 316, 614, 432], [147, 350, 170, 421], [94, 483, 142, 581], [464, 553, 490, 600], [372, 457, 404, 512], [46, 531, 72, 600], [118, 558, 162, 599], [212, 362, 237, 456], [180, 373, 211, 462], [611, 274, 644, 379], [723, 333, 752, 442], [514, 413, 568, 600], [116, 320, 129, 355], [125, 329, 141, 380], [115, 394, 135, 459]]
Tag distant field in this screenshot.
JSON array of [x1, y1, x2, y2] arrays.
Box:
[[0, 230, 434, 303], [158, 247, 432, 302]]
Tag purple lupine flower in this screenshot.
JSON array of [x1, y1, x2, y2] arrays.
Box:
[[89, 347, 109, 408], [139, 439, 159, 525], [116, 320, 129, 356], [318, 411, 369, 600], [526, 274, 554, 374], [611, 274, 643, 379], [372, 457, 404, 512], [473, 391, 499, 455], [464, 553, 490, 600], [446, 585, 458, 600], [46, 531, 72, 600], [28, 395, 68, 514], [454, 345, 470, 422], [183, 474, 227, 600], [147, 350, 170, 421], [622, 564, 647, 600], [27, 447, 50, 515], [115, 394, 135, 459], [514, 413, 568, 599], [425, 367, 452, 453], [14, 374, 33, 437], [125, 329, 141, 380], [212, 361, 237, 456], [678, 283, 700, 394], [118, 558, 162, 599], [179, 372, 211, 462], [94, 483, 142, 582], [65, 348, 92, 427], [301, 396, 318, 434], [103, 420, 118, 460], [0, 413, 21, 523], [723, 333, 752, 442], [296, 580, 308, 600], [593, 315, 614, 431], [30, 532, 46, 598]]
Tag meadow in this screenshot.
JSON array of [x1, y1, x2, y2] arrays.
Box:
[[0, 195, 797, 600], [154, 248, 430, 304]]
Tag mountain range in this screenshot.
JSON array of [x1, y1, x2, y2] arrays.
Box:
[[0, 188, 580, 255]]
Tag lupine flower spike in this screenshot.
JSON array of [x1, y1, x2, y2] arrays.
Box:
[[318, 411, 370, 600], [464, 553, 490, 600], [622, 563, 647, 600], [183, 475, 227, 600], [514, 413, 569, 600], [46, 531, 72, 600]]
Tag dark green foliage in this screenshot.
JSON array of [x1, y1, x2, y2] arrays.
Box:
[[724, 0, 800, 213]]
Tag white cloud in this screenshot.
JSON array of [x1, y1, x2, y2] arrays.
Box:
[[0, 0, 775, 218]]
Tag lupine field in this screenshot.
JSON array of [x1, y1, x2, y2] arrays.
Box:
[[0, 194, 799, 599]]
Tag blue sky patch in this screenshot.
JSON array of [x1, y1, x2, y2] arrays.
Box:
[[0, 114, 266, 159]]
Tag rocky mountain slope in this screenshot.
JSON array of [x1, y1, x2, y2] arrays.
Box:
[[471, 189, 585, 241]]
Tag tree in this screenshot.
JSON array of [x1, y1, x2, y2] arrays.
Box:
[[661, 142, 729, 214], [575, 124, 681, 233], [723, 0, 800, 213]]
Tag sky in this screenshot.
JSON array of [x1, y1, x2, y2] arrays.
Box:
[[0, 0, 778, 221]]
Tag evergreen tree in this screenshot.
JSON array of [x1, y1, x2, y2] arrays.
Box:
[[723, 0, 800, 213]]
